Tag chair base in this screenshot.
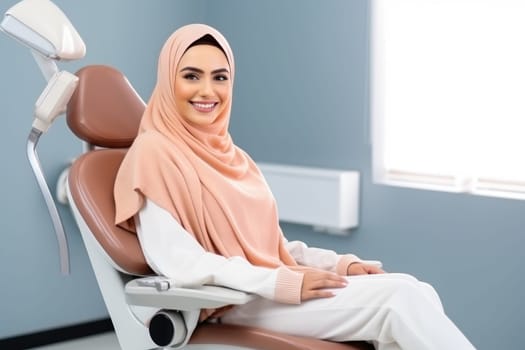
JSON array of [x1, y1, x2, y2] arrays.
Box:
[[190, 323, 375, 350]]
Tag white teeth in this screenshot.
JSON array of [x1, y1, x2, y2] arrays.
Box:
[[193, 102, 215, 109]]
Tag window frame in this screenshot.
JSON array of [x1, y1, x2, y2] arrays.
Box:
[[370, 0, 525, 201]]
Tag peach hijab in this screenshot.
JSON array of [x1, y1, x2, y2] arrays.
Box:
[[114, 24, 296, 268]]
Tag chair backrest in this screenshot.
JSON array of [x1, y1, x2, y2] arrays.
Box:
[[66, 64, 152, 276]]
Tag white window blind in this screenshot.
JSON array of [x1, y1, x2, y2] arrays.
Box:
[[371, 0, 525, 199]]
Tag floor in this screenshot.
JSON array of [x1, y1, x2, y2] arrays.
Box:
[[32, 332, 120, 350]]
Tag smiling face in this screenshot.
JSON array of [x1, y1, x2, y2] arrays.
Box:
[[174, 44, 232, 126]]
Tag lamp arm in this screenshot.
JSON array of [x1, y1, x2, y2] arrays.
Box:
[[31, 50, 58, 81], [27, 128, 70, 275], [33, 70, 78, 132], [24, 69, 78, 275]]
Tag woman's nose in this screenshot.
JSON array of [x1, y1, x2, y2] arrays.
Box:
[[199, 78, 214, 97]]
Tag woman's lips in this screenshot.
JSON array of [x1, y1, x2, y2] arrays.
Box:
[[191, 102, 217, 113]]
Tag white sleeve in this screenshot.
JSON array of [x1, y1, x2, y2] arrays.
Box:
[[135, 199, 279, 300], [284, 239, 343, 272], [284, 239, 382, 273]]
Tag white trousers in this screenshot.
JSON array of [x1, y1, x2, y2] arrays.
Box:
[[221, 273, 476, 350]]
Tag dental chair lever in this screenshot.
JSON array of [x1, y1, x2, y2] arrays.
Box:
[[27, 128, 70, 275]]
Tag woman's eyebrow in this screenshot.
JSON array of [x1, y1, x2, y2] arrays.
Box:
[[180, 66, 229, 74], [211, 68, 230, 74]]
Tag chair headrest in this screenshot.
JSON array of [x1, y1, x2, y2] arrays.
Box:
[[66, 65, 145, 148]]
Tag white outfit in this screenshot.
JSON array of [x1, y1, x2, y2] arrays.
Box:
[[136, 199, 476, 350]]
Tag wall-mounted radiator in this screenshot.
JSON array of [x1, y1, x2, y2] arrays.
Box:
[[257, 163, 360, 234]]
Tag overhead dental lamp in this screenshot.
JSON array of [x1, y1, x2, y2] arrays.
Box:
[[1, 0, 86, 275]]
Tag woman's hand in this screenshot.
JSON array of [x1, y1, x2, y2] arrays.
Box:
[[298, 267, 348, 302], [347, 262, 385, 275]]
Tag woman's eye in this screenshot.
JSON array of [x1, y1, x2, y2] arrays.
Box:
[[214, 74, 228, 81], [183, 73, 199, 80]]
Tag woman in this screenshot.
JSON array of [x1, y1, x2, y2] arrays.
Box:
[[114, 24, 475, 350]]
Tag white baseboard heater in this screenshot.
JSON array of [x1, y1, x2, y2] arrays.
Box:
[[257, 163, 360, 234]]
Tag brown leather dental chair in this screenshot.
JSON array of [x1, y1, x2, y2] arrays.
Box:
[[64, 64, 374, 350]]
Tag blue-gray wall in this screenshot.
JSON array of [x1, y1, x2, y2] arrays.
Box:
[[1, 1, 523, 349]]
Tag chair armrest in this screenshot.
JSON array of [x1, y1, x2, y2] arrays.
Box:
[[125, 277, 256, 311]]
